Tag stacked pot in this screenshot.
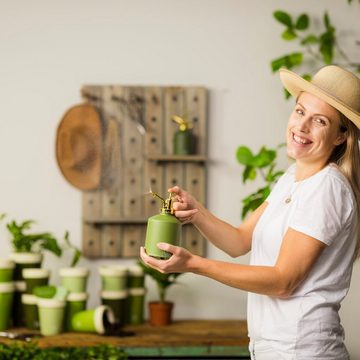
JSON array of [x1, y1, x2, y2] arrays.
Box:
[[59, 267, 90, 332], [0, 259, 15, 331], [9, 252, 45, 328], [99, 264, 145, 326]]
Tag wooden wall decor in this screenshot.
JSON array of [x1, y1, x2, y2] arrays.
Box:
[[80, 86, 207, 258]]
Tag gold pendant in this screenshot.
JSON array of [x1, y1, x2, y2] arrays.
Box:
[[285, 197, 291, 204]]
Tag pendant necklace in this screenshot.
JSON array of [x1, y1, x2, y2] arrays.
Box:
[[284, 181, 303, 204]]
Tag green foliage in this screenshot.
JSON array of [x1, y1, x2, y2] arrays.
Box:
[[3, 217, 62, 256], [63, 231, 82, 267], [138, 260, 182, 303], [0, 343, 127, 360], [236, 145, 285, 219], [271, 4, 360, 98]]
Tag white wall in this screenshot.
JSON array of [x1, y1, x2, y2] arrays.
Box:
[[1, 0, 360, 357]]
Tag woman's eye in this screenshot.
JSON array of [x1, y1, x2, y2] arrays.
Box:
[[296, 108, 304, 115], [314, 118, 326, 125]]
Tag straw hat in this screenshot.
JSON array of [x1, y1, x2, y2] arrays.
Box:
[[56, 104, 102, 190], [279, 65, 360, 129]]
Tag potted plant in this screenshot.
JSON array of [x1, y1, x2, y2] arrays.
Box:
[[138, 260, 182, 326], [0, 214, 63, 279]]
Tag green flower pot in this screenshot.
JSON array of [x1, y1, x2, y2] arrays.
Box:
[[22, 294, 39, 330], [60, 268, 89, 293], [101, 290, 127, 326], [125, 288, 146, 325], [0, 259, 15, 282], [65, 292, 88, 332], [9, 252, 43, 281], [127, 265, 144, 288], [0, 282, 15, 330], [22, 268, 50, 294], [38, 298, 66, 336], [99, 266, 127, 291]]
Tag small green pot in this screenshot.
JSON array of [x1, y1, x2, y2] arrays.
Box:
[[127, 265, 145, 288], [0, 259, 15, 282], [38, 298, 66, 336], [60, 268, 89, 293], [0, 282, 15, 331], [10, 252, 43, 281], [71, 305, 115, 334], [22, 268, 50, 294], [22, 294, 39, 330], [99, 266, 127, 291], [101, 290, 128, 326], [173, 129, 196, 155], [125, 288, 146, 325], [12, 281, 26, 327], [65, 292, 88, 332]]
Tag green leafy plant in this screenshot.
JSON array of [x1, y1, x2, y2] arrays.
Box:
[[271, 4, 360, 98], [236, 144, 285, 219], [63, 231, 82, 267], [0, 214, 62, 256], [0, 342, 127, 360], [138, 260, 182, 303]]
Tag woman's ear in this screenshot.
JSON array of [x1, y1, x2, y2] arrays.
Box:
[[334, 131, 347, 146]]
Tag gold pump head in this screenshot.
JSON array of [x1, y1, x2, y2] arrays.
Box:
[[171, 115, 193, 132], [149, 190, 175, 214]]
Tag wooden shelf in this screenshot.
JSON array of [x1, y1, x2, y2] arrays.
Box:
[[83, 218, 148, 225], [147, 154, 207, 162]]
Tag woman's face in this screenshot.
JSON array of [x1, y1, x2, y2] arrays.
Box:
[[286, 92, 345, 165]]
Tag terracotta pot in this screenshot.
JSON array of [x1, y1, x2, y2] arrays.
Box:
[[148, 301, 174, 326]]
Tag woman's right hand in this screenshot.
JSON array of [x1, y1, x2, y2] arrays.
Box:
[[168, 186, 199, 224]]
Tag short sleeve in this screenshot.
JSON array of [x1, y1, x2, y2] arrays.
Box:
[[289, 174, 354, 246]]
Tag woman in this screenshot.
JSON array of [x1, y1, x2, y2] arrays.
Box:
[[140, 65, 360, 359]]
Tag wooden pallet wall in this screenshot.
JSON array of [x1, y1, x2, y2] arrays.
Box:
[[81, 85, 207, 258]]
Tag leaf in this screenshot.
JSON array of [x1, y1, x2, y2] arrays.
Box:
[[271, 52, 303, 72], [273, 10, 293, 28], [324, 11, 331, 29], [295, 14, 309, 30], [243, 166, 257, 183], [252, 148, 276, 168], [301, 34, 318, 45], [289, 52, 303, 67], [282, 29, 297, 41], [271, 56, 288, 72], [236, 146, 254, 165]]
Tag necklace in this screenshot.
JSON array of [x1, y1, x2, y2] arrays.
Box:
[[284, 181, 303, 204]]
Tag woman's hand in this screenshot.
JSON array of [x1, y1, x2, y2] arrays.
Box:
[[168, 186, 199, 224], [140, 243, 197, 274]]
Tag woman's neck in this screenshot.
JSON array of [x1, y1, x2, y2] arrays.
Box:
[[295, 160, 329, 182]]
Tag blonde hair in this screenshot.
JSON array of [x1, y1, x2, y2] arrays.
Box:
[[329, 113, 360, 259]]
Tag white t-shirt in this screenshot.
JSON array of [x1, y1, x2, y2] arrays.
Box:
[[248, 163, 358, 359]]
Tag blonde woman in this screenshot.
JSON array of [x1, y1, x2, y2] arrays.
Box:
[[141, 65, 360, 359]]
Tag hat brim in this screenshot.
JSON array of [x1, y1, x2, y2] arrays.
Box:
[[279, 68, 360, 129], [56, 104, 102, 191]]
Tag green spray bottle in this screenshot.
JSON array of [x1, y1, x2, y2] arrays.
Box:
[[172, 115, 195, 155], [145, 191, 181, 259]]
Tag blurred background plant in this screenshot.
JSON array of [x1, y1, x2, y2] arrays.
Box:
[[271, 1, 360, 99], [237, 0, 360, 219]]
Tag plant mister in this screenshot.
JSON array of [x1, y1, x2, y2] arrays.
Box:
[[172, 115, 195, 155], [145, 191, 181, 259]]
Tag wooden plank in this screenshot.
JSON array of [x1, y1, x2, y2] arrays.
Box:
[[185, 87, 207, 155], [100, 86, 124, 257], [81, 85, 102, 257], [122, 87, 145, 257], [144, 87, 164, 217]]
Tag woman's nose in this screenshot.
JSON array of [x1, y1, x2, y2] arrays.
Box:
[[297, 116, 311, 133]]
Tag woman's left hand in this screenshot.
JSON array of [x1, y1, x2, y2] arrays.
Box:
[[140, 243, 196, 274]]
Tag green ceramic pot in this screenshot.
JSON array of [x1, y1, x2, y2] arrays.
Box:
[[71, 305, 115, 334], [22, 294, 39, 330], [60, 268, 89, 293], [38, 298, 66, 336], [10, 253, 43, 281], [99, 266, 127, 291], [125, 288, 146, 325], [173, 129, 195, 155], [101, 290, 127, 326], [65, 292, 88, 332], [127, 265, 144, 288], [12, 281, 26, 327], [0, 259, 15, 282], [22, 268, 50, 294], [0, 282, 15, 331]]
